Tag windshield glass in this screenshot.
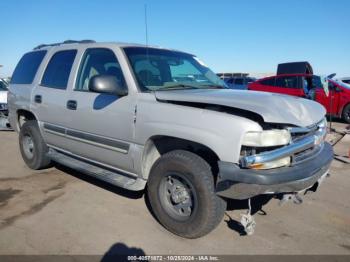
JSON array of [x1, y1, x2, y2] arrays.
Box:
[[0, 80, 8, 91], [123, 47, 227, 91]]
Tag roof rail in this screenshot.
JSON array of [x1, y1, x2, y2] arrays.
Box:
[[33, 40, 96, 50]]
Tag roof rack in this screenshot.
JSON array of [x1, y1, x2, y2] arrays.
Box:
[[33, 40, 96, 50]]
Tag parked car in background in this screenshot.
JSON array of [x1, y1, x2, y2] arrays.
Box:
[[0, 78, 10, 129], [224, 76, 256, 90], [248, 74, 350, 123], [1, 78, 10, 85]]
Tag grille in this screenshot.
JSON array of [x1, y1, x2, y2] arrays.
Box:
[[289, 119, 326, 164]]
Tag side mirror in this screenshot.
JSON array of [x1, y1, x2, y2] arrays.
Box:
[[88, 75, 128, 96]]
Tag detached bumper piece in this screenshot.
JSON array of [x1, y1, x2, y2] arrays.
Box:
[[216, 142, 333, 200]]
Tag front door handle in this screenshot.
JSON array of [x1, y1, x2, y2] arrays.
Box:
[[66, 100, 77, 110], [34, 95, 42, 104]]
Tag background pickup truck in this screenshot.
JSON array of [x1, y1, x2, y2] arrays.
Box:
[[8, 40, 333, 238]]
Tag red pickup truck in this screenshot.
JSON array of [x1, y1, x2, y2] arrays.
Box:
[[248, 73, 350, 123]]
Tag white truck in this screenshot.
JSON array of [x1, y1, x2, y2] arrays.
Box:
[[8, 40, 333, 238]]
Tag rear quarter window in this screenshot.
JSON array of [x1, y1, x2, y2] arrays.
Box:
[[41, 50, 77, 89], [11, 50, 47, 84]]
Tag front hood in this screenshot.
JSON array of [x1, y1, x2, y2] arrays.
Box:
[[0, 91, 7, 104], [155, 89, 325, 127]]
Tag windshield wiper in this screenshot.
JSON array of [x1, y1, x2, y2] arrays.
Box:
[[156, 84, 201, 91], [155, 83, 227, 91], [200, 84, 227, 89]]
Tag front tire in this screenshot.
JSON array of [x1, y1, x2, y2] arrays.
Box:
[[147, 150, 226, 238], [19, 120, 52, 170], [342, 104, 350, 124]]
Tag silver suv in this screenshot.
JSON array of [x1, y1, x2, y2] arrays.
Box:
[[8, 40, 333, 238]]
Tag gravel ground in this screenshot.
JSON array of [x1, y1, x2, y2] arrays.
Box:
[[0, 122, 349, 255]]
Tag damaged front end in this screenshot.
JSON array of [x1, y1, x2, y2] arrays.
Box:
[[216, 118, 333, 200], [216, 118, 333, 235]]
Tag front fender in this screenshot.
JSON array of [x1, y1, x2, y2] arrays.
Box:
[[135, 99, 262, 163]]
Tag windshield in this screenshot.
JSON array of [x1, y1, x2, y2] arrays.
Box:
[[0, 80, 8, 91], [123, 47, 227, 91]]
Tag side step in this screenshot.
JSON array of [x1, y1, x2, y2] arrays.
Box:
[[48, 149, 146, 191]]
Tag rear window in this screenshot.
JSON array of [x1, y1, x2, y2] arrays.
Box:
[[11, 50, 47, 84], [41, 50, 77, 89]]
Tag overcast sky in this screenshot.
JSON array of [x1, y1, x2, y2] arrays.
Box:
[[1, 0, 349, 78]]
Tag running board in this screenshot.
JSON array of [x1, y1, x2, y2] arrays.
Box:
[[47, 149, 146, 191]]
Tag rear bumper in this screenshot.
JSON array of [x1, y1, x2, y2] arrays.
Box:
[[216, 142, 333, 200]]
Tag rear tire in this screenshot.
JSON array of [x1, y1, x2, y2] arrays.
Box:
[[19, 120, 52, 170], [147, 150, 226, 238], [342, 104, 350, 124]]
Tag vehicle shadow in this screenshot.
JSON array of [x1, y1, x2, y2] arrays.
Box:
[[326, 116, 350, 127], [54, 163, 144, 200], [101, 242, 146, 262], [224, 195, 273, 236], [55, 163, 275, 236]]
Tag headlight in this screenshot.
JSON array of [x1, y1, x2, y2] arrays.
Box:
[[249, 157, 291, 170], [242, 129, 291, 147]]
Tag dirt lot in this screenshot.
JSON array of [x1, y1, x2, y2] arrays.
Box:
[[0, 122, 349, 255]]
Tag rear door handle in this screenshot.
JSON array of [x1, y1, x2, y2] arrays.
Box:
[[66, 100, 77, 110], [34, 95, 42, 104]]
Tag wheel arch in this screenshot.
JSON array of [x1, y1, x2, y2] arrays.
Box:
[[16, 109, 38, 130], [141, 135, 221, 180], [341, 102, 350, 122]]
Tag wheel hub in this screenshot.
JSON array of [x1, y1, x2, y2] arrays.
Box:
[[171, 186, 189, 204], [22, 135, 34, 159], [159, 173, 197, 220]]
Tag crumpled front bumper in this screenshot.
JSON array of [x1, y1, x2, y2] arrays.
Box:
[[216, 142, 333, 200]]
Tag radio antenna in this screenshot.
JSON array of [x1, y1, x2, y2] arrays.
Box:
[[144, 4, 151, 87], [144, 4, 149, 47]]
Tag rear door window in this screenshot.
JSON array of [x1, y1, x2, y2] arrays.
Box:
[[41, 50, 77, 89], [11, 50, 47, 84], [275, 76, 299, 88], [260, 78, 276, 86]]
